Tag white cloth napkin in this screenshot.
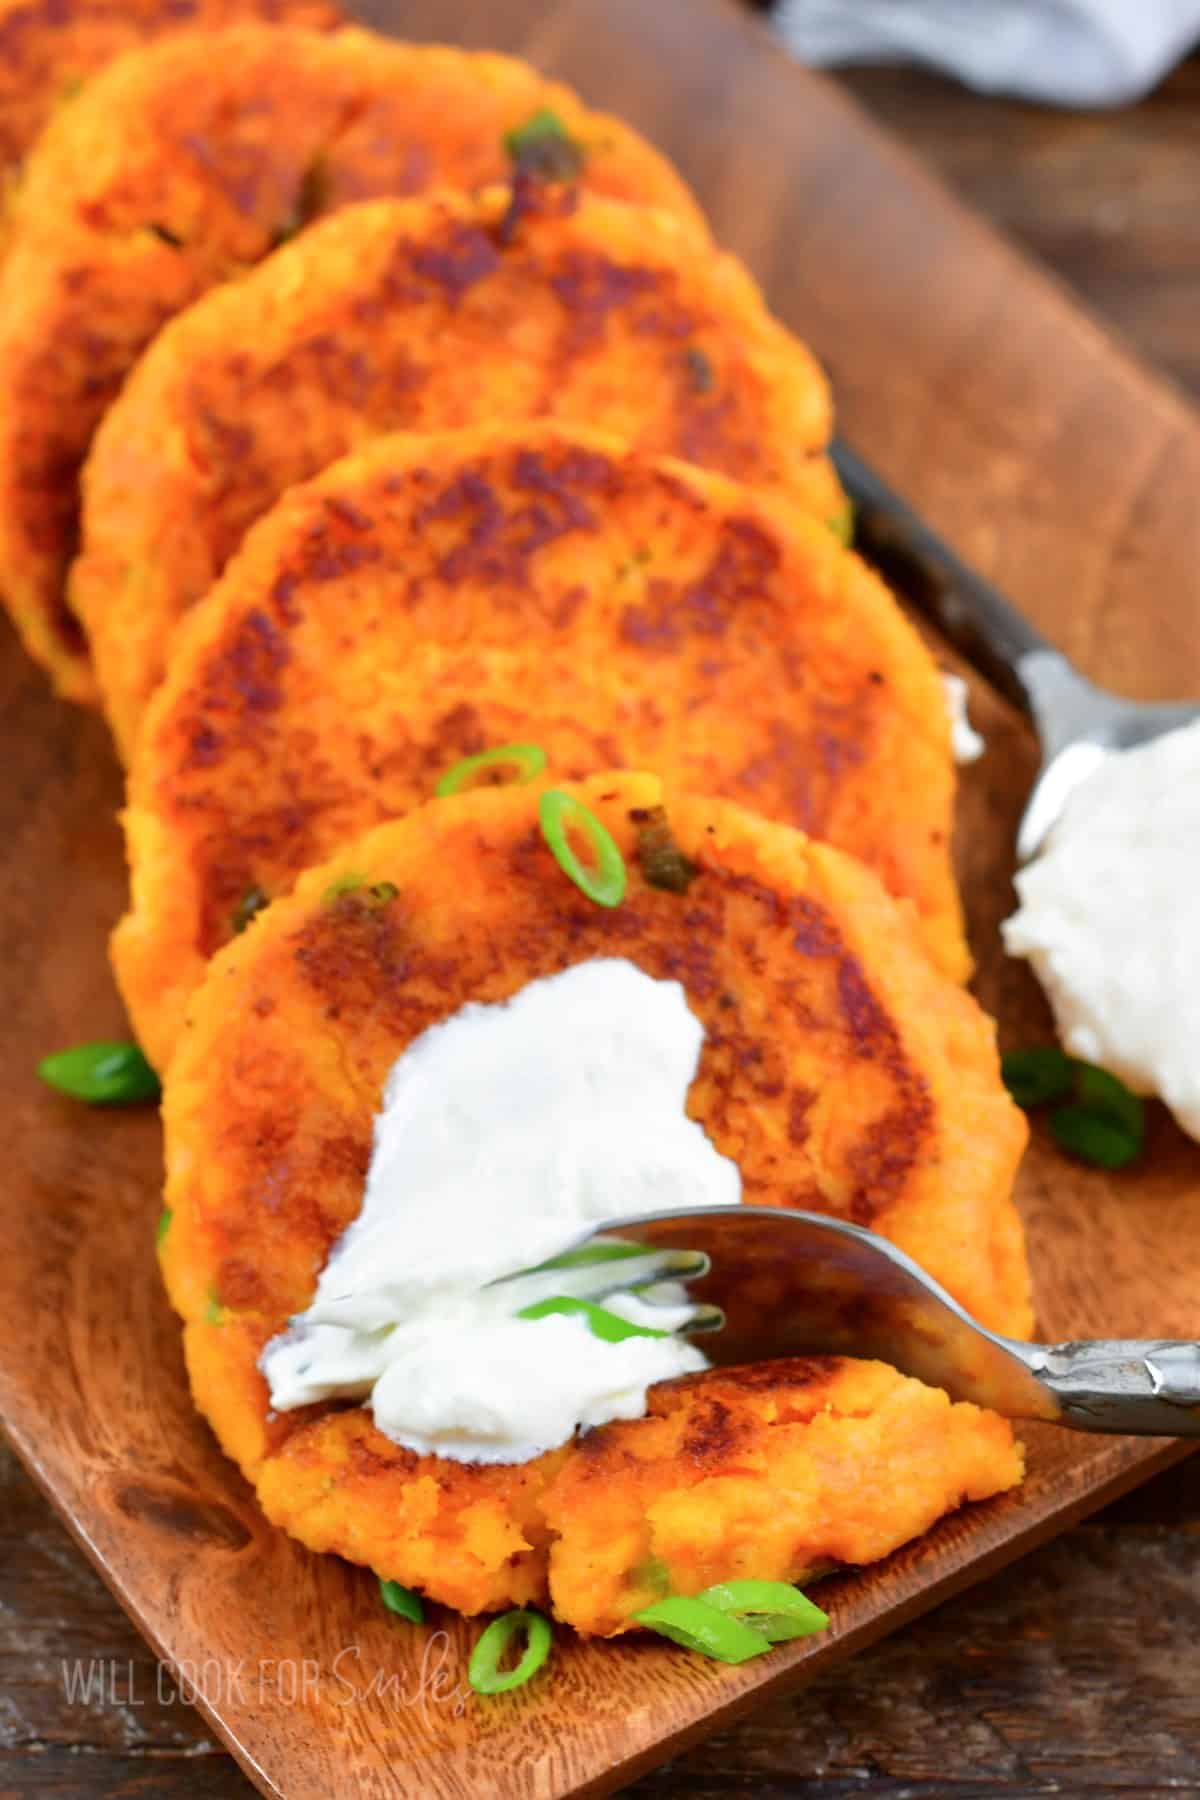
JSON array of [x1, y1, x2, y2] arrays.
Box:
[[772, 0, 1200, 105]]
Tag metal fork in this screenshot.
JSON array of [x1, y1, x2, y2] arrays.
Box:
[[556, 1208, 1200, 1436], [832, 442, 1200, 859]]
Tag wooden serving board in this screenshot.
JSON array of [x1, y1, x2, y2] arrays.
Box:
[[2, 0, 1198, 1794]]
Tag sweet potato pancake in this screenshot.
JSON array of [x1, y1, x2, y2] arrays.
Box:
[[0, 0, 340, 182], [0, 25, 703, 703], [74, 187, 840, 759], [115, 422, 969, 1069], [159, 772, 1027, 1626]]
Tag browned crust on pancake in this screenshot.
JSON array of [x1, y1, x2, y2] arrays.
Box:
[[0, 24, 703, 699], [159, 772, 1026, 1625], [114, 423, 968, 1069], [74, 186, 837, 756]]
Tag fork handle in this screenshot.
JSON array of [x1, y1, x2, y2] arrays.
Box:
[[832, 439, 1055, 713], [1020, 1339, 1200, 1434]]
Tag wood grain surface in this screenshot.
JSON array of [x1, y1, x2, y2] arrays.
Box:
[[841, 56, 1200, 403], [2, 0, 1199, 1795]]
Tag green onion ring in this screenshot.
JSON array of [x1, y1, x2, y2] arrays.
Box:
[[468, 1609, 553, 1695], [633, 1596, 772, 1663], [37, 1041, 161, 1106], [436, 743, 547, 798], [538, 789, 626, 908], [517, 1295, 668, 1342], [379, 1578, 424, 1624], [699, 1579, 829, 1642], [156, 1208, 172, 1247]]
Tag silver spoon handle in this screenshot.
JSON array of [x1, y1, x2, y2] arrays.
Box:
[[1016, 1339, 1200, 1434], [831, 439, 1055, 713]]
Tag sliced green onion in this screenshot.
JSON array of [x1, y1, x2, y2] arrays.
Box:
[[368, 881, 399, 905], [503, 110, 584, 181], [630, 1553, 672, 1599], [533, 1240, 648, 1272], [468, 1608, 553, 1695], [1003, 1047, 1144, 1168], [322, 871, 364, 903], [37, 1041, 160, 1106], [379, 1578, 424, 1623], [1001, 1046, 1075, 1108], [156, 1208, 172, 1247], [204, 1290, 223, 1325], [633, 805, 698, 894], [517, 1295, 668, 1342], [538, 789, 626, 908], [436, 742, 547, 798], [1072, 1063, 1145, 1138], [699, 1580, 829, 1643], [633, 1596, 772, 1664], [230, 885, 269, 935], [828, 499, 856, 547], [1050, 1104, 1141, 1171]]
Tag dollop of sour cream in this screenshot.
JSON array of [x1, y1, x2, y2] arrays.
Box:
[[1003, 719, 1200, 1141], [260, 960, 741, 1463], [942, 672, 984, 765]]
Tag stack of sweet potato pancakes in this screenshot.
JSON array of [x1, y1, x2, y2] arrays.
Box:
[[1, 2, 1032, 1640]]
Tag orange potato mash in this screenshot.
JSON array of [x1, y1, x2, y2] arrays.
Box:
[[159, 772, 1027, 1626], [0, 23, 703, 702], [0, 0, 340, 181], [74, 186, 839, 758], [114, 422, 969, 1071]]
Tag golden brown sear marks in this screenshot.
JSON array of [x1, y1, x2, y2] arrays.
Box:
[[158, 772, 1028, 1625], [0, 23, 704, 700], [74, 187, 838, 756], [0, 0, 341, 173], [114, 423, 966, 1068]]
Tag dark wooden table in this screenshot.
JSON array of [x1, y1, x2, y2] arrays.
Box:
[[5, 44, 1200, 1800]]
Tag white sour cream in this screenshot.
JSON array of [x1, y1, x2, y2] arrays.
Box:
[[260, 960, 741, 1462], [1002, 719, 1200, 1141], [942, 672, 984, 764]]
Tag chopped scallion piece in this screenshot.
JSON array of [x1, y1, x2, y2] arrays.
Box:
[[517, 1295, 668, 1342], [633, 1596, 772, 1663], [37, 1041, 160, 1106], [322, 872, 365, 903], [1050, 1104, 1142, 1171], [436, 743, 547, 798], [503, 110, 584, 181], [538, 789, 626, 908], [468, 1608, 553, 1695], [379, 1578, 424, 1623], [633, 804, 698, 894], [699, 1579, 829, 1643], [1072, 1062, 1145, 1138], [1001, 1046, 1075, 1108], [156, 1208, 172, 1247], [1002, 1047, 1145, 1167]]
